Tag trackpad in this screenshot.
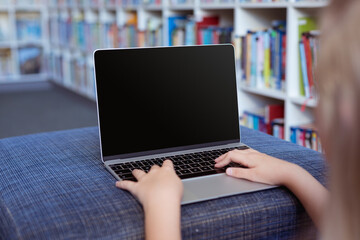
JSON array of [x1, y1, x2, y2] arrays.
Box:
[[181, 174, 275, 205]]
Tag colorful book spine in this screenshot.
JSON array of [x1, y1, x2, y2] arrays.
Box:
[[241, 104, 284, 138], [240, 24, 286, 91], [168, 15, 232, 46], [290, 125, 322, 152], [242, 111, 267, 133], [299, 41, 310, 98], [298, 31, 320, 98]]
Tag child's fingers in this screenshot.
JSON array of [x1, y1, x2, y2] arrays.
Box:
[[214, 153, 227, 163], [116, 180, 136, 192], [149, 164, 160, 172], [215, 150, 253, 168], [226, 167, 254, 181], [132, 169, 146, 180], [162, 159, 174, 170], [215, 152, 231, 167]]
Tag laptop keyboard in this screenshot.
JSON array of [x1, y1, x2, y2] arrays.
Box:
[[109, 146, 249, 181]]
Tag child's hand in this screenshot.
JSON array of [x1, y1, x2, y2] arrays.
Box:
[[215, 148, 294, 186], [117, 160, 183, 240], [116, 160, 183, 208]]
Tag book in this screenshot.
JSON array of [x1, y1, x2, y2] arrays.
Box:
[[16, 12, 42, 42], [299, 41, 310, 97], [302, 33, 314, 97], [298, 17, 317, 96], [195, 16, 219, 45], [290, 123, 321, 152], [84, 10, 100, 52], [18, 46, 43, 75], [265, 104, 284, 134], [241, 104, 284, 137], [119, 12, 138, 48], [271, 118, 284, 140], [145, 17, 163, 46], [298, 31, 320, 99], [239, 22, 286, 91], [168, 16, 187, 46], [242, 110, 267, 133]]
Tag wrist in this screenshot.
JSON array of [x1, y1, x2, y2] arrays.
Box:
[[280, 162, 304, 188], [143, 195, 181, 213]]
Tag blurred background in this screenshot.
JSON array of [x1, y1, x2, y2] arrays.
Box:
[[0, 0, 325, 154]]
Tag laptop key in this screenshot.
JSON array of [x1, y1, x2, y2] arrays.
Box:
[[200, 166, 211, 171], [179, 169, 191, 175], [179, 170, 218, 180], [191, 167, 201, 173], [189, 163, 200, 168], [114, 169, 130, 175], [181, 165, 191, 170]]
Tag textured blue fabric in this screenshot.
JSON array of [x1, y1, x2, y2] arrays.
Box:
[[0, 126, 327, 239]]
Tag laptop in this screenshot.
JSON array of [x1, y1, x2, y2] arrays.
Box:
[[94, 44, 274, 205]]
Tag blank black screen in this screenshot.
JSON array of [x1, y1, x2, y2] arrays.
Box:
[[94, 45, 240, 159]]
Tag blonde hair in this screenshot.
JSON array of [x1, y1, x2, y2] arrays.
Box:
[[317, 0, 360, 239]]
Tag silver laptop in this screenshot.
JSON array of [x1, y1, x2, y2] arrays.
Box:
[[93, 44, 274, 205]]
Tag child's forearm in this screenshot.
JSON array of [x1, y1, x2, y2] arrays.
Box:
[[282, 163, 329, 229], [143, 199, 182, 240]]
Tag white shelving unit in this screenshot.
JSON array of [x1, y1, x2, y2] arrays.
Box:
[[2, 0, 327, 143], [0, 0, 49, 84]]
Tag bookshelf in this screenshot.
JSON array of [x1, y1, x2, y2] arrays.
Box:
[[2, 0, 327, 149], [0, 0, 49, 84]]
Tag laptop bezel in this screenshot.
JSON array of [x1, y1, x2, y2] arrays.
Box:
[[93, 44, 241, 164]]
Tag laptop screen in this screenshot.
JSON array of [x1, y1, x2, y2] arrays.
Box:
[[94, 45, 240, 161]]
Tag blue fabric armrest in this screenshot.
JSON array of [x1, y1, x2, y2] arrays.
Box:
[[0, 126, 327, 239]]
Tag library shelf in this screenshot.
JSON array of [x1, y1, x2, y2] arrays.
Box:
[[290, 96, 318, 108], [0, 0, 325, 149], [239, 2, 288, 9], [168, 4, 195, 10], [240, 84, 286, 101], [0, 1, 48, 84], [143, 5, 163, 10], [199, 3, 236, 10], [292, 1, 328, 8]]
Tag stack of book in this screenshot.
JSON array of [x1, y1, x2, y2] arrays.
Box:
[[101, 12, 118, 49], [298, 17, 318, 98], [84, 10, 100, 53], [239, 20, 286, 91], [119, 12, 138, 48], [299, 31, 320, 98], [71, 10, 86, 51], [168, 15, 233, 46], [241, 104, 284, 138], [58, 11, 72, 48], [290, 124, 322, 152], [144, 18, 163, 47]]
